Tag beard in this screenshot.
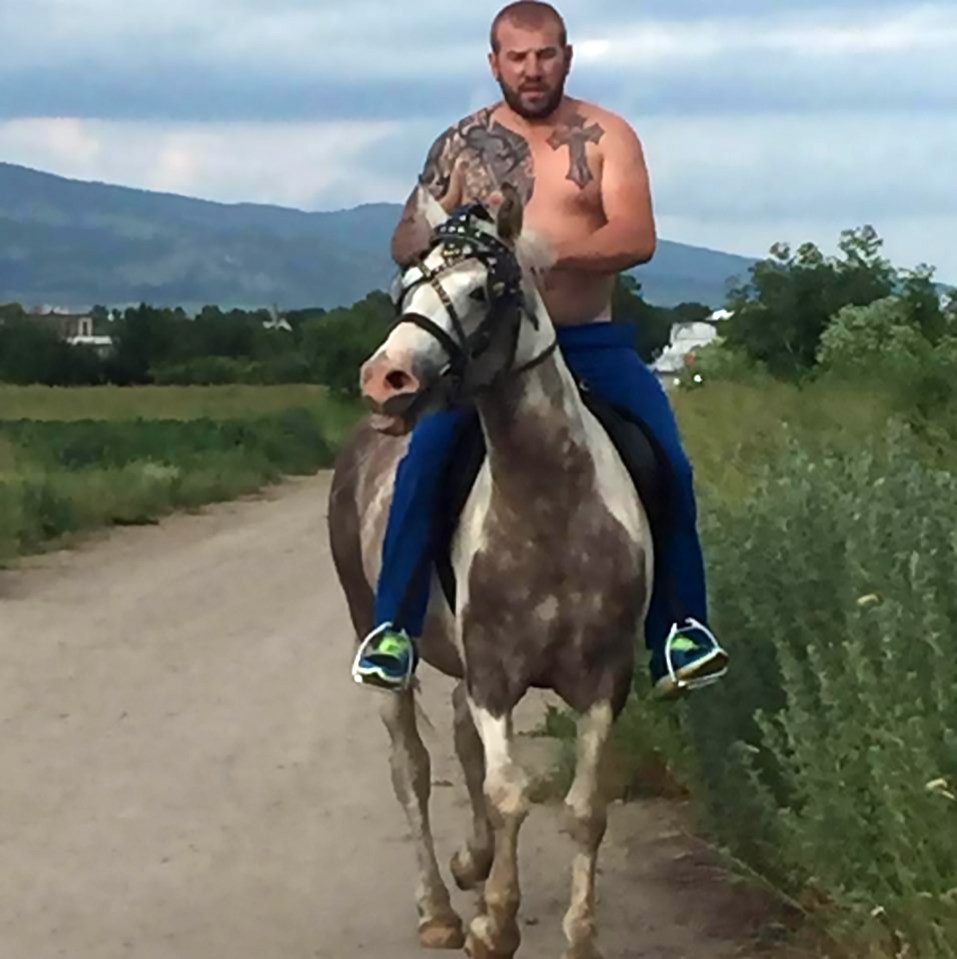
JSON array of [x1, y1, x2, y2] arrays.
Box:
[[498, 75, 566, 119]]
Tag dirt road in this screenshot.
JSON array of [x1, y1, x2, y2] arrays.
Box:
[[0, 473, 805, 959]]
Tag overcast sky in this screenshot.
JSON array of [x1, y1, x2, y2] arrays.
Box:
[[1, 0, 953, 278]]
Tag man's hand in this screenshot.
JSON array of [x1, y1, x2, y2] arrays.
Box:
[[552, 114, 656, 273], [390, 189, 435, 266]]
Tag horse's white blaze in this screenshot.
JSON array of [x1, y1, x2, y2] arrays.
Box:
[[384, 257, 490, 373]]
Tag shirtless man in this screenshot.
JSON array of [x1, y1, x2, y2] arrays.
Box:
[[353, 0, 729, 700]]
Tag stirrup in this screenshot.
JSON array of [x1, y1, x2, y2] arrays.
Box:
[[351, 622, 417, 692], [662, 617, 729, 694]]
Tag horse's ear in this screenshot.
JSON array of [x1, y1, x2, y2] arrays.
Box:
[[495, 182, 524, 243], [414, 182, 448, 230]]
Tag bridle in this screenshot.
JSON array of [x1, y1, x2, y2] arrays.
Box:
[[390, 204, 558, 406]]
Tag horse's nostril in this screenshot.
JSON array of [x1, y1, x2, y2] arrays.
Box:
[[386, 369, 414, 392]]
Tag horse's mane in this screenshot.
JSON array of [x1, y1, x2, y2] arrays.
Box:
[[512, 228, 555, 328]]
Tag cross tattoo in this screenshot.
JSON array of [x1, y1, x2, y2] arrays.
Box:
[[547, 115, 604, 188]]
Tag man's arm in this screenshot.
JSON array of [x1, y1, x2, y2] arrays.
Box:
[[551, 114, 657, 273], [391, 128, 464, 266]]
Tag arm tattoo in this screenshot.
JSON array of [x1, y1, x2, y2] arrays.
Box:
[[420, 132, 455, 199], [547, 111, 604, 189], [420, 108, 535, 205]]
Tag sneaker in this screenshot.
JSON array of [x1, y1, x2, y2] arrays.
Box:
[[651, 618, 729, 700], [352, 623, 418, 691]]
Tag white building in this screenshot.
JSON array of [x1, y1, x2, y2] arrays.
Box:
[[652, 309, 731, 387]]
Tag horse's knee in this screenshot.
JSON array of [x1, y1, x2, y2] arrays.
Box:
[[563, 799, 607, 848], [485, 763, 530, 825]]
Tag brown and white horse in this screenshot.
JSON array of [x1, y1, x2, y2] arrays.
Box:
[[327, 184, 654, 959]]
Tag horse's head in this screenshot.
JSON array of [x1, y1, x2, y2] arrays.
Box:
[[360, 184, 552, 435]]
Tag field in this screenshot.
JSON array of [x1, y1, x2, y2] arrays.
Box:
[[0, 385, 363, 562]]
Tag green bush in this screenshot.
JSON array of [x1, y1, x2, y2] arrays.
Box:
[[817, 296, 928, 380], [675, 423, 957, 955], [677, 339, 770, 388]]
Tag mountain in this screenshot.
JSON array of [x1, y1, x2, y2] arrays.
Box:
[[0, 162, 757, 311]]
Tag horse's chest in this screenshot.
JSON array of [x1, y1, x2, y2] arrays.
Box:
[[470, 501, 638, 627]]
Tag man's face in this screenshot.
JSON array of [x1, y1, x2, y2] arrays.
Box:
[[489, 19, 571, 120]]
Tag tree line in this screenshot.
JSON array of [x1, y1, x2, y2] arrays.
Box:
[[4, 223, 950, 399], [695, 225, 956, 390], [0, 281, 697, 395]]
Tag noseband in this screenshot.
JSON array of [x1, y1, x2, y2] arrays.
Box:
[[390, 204, 557, 403]]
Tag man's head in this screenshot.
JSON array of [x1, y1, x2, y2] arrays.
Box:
[[489, 2, 571, 120]]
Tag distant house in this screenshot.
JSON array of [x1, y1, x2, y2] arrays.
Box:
[[28, 307, 114, 356], [67, 333, 114, 358], [29, 307, 95, 339], [652, 309, 731, 387]]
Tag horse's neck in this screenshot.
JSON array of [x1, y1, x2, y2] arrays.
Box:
[[473, 313, 595, 511]]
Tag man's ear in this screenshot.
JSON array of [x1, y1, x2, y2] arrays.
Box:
[[495, 182, 524, 243]]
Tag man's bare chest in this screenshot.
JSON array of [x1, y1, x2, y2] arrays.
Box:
[[452, 114, 605, 212]]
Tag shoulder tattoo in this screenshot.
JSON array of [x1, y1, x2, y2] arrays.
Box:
[[547, 111, 605, 189], [420, 108, 535, 205]]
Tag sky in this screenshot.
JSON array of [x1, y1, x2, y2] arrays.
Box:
[[0, 0, 954, 278]]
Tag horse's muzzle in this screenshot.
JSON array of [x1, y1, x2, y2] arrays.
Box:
[[360, 351, 441, 435]]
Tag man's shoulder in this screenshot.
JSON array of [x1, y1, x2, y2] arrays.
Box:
[[565, 98, 639, 139], [430, 104, 502, 145]]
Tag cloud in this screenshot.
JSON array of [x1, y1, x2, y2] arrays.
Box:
[[0, 1, 952, 280], [1, 2, 952, 121], [575, 4, 957, 67], [639, 113, 957, 221], [0, 118, 407, 209]]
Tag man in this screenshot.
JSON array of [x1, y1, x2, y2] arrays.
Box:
[[353, 0, 729, 699]]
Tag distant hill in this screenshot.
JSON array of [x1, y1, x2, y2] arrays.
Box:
[[0, 162, 758, 310]]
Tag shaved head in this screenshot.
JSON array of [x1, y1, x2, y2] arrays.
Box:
[[490, 1, 568, 53]]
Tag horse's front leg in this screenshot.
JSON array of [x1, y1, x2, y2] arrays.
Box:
[[450, 681, 494, 891], [561, 700, 615, 959], [380, 690, 465, 950], [464, 700, 529, 959]]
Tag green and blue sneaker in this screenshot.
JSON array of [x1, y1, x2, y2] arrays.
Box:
[[352, 622, 418, 691], [651, 618, 729, 700]]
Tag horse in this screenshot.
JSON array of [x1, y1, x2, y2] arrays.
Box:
[[327, 183, 654, 959]]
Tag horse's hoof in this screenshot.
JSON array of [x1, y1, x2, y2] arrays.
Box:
[[464, 918, 519, 959], [419, 915, 466, 950], [451, 847, 493, 891]]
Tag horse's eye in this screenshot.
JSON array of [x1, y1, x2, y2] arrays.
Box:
[[469, 288, 487, 303]]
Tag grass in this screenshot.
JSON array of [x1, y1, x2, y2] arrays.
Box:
[[0, 384, 363, 446], [0, 385, 364, 562]]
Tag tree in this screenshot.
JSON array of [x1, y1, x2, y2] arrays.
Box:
[[0, 317, 103, 385], [722, 226, 897, 378], [899, 264, 947, 345], [611, 275, 673, 362], [301, 291, 393, 396], [816, 296, 928, 381], [107, 305, 183, 384]]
